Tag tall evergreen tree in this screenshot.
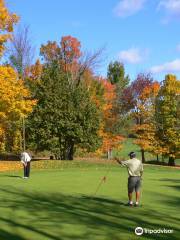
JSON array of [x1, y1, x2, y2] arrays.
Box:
[[27, 62, 101, 160]]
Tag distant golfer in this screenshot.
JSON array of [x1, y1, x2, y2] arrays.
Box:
[[116, 152, 143, 207], [20, 151, 31, 179]]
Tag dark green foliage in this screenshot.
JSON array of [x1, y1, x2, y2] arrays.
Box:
[[26, 62, 101, 159], [107, 61, 130, 87]]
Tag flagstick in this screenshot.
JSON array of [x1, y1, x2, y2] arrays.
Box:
[[91, 162, 113, 199]]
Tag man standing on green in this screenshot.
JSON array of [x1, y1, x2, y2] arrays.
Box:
[[116, 152, 143, 207], [20, 151, 31, 179]]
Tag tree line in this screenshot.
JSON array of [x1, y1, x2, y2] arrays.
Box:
[[0, 0, 179, 165]]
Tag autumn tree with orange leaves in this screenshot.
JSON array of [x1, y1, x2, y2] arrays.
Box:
[[133, 81, 160, 161], [40, 36, 103, 87], [121, 73, 158, 162], [96, 79, 124, 159]]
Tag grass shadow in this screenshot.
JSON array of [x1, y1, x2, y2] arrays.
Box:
[[5, 175, 22, 178], [0, 187, 179, 240]]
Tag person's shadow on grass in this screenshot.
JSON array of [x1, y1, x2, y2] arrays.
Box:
[[0, 174, 22, 178]]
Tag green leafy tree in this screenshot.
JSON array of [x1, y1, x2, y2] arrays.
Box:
[[107, 61, 129, 87], [27, 62, 101, 160]]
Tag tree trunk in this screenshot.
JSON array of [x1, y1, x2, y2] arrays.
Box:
[[67, 143, 74, 160], [107, 149, 112, 160], [168, 156, 175, 166], [58, 139, 74, 160], [63, 142, 74, 160], [162, 154, 165, 163], [141, 149, 145, 163], [156, 154, 159, 162]]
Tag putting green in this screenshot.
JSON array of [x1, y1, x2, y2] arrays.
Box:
[[0, 160, 179, 240]]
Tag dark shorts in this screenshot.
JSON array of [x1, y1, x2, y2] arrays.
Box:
[[128, 176, 141, 193]]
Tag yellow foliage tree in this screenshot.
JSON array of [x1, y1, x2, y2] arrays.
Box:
[[0, 0, 19, 57], [0, 66, 36, 151], [155, 74, 180, 166]]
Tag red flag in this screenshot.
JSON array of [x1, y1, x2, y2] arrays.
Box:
[[102, 176, 106, 182]]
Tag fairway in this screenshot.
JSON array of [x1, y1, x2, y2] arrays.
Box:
[[0, 161, 179, 240]]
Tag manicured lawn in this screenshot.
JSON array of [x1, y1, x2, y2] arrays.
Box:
[[0, 160, 179, 240]]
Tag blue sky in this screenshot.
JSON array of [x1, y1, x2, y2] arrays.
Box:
[[7, 0, 180, 81]]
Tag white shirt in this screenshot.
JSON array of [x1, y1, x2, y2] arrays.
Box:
[[121, 158, 143, 176], [21, 152, 31, 164]]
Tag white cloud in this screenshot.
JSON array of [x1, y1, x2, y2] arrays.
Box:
[[150, 59, 180, 73], [114, 0, 146, 17], [118, 48, 147, 64], [158, 0, 180, 20]]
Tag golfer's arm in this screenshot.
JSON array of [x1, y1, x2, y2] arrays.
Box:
[[117, 160, 121, 165], [114, 157, 128, 166], [116, 159, 122, 165], [120, 160, 128, 166], [21, 159, 27, 166]]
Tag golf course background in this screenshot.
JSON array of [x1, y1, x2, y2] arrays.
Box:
[[0, 1, 180, 239], [0, 159, 179, 240]]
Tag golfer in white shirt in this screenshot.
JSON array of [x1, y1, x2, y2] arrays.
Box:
[[20, 152, 31, 178], [116, 152, 143, 207]]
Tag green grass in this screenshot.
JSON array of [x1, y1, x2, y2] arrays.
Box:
[[0, 160, 179, 240], [114, 138, 155, 161]]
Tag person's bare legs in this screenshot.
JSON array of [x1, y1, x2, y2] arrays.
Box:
[[136, 191, 140, 204], [128, 192, 133, 205]]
